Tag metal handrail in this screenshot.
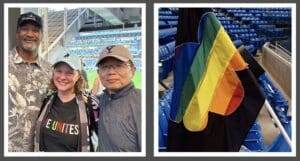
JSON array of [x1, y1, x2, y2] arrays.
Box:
[[268, 42, 291, 62], [41, 8, 88, 57]]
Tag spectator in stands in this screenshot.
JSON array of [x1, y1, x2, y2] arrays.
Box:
[[34, 53, 99, 152], [91, 76, 104, 95], [96, 45, 141, 152], [80, 59, 89, 93], [8, 12, 52, 152]]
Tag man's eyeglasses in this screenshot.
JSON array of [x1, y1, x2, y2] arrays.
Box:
[[98, 63, 131, 73]]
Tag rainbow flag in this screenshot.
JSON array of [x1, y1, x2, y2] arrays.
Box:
[[168, 12, 265, 151]]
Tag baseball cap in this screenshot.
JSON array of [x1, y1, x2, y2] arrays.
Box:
[[96, 45, 133, 66], [52, 52, 81, 71], [17, 12, 43, 29]]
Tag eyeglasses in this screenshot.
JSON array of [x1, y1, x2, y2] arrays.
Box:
[[98, 63, 131, 73]]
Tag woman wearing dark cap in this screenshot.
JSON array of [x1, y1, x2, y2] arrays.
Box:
[[34, 52, 99, 152]]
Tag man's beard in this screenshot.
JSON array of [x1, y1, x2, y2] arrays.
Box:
[[21, 41, 40, 53]]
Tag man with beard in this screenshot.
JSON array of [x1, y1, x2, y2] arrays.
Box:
[[8, 12, 51, 152]]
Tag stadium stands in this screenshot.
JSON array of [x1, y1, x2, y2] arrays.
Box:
[[158, 8, 178, 81], [215, 8, 291, 54], [65, 27, 142, 71]]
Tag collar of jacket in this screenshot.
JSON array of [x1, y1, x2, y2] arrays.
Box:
[[103, 82, 135, 99]]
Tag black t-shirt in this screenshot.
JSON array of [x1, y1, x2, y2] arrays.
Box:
[[41, 96, 80, 152]]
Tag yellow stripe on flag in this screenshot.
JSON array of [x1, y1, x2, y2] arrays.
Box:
[[183, 27, 246, 132]]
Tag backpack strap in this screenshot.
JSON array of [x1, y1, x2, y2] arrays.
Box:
[[34, 94, 55, 152], [76, 94, 89, 152], [86, 94, 100, 151]]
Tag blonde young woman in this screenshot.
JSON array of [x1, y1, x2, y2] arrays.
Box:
[[34, 53, 99, 152]]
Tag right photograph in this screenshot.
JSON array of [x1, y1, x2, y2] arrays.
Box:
[[155, 3, 296, 156]]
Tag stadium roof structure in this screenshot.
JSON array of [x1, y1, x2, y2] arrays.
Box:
[[21, 7, 141, 54]]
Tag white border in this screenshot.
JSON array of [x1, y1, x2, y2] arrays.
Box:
[[4, 3, 146, 157], [154, 3, 296, 157]]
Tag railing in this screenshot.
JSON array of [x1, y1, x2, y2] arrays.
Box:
[[42, 8, 88, 58], [268, 42, 291, 62]]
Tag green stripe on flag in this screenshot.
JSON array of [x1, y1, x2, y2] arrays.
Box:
[[175, 13, 221, 122]]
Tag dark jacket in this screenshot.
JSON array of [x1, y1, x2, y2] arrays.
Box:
[[97, 82, 141, 152]]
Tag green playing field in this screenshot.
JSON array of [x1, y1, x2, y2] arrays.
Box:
[[86, 70, 142, 90]]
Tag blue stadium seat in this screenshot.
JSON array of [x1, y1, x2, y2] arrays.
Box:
[[159, 20, 169, 28], [159, 98, 171, 119], [258, 74, 290, 125], [159, 28, 177, 39], [233, 39, 243, 48], [159, 45, 169, 61], [159, 105, 169, 148], [245, 44, 257, 56], [168, 20, 178, 27], [243, 121, 265, 151], [159, 127, 167, 151]]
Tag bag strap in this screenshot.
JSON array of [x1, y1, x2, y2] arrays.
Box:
[[34, 94, 55, 152], [76, 94, 89, 152]]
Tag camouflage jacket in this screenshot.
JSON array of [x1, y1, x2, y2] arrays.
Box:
[[8, 47, 51, 152]]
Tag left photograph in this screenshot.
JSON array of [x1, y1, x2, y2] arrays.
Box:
[[4, 3, 145, 156]]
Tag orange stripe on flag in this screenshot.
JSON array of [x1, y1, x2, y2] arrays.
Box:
[[209, 66, 243, 115], [209, 51, 247, 115], [226, 81, 244, 115]]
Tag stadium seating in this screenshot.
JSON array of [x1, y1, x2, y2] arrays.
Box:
[[65, 27, 142, 71], [216, 8, 291, 53], [243, 121, 265, 151], [159, 8, 178, 80]]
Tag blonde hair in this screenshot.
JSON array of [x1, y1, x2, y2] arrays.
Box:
[[49, 70, 84, 94]]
